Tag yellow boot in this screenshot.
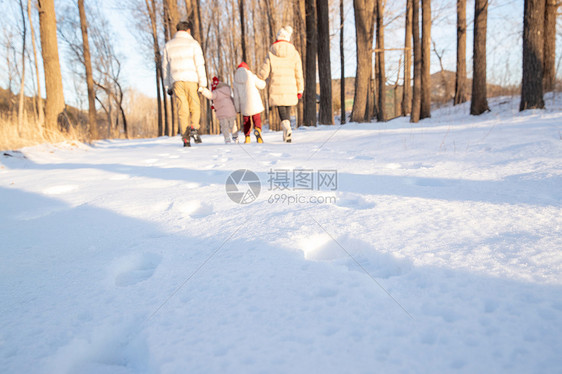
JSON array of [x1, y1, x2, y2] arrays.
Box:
[[254, 128, 264, 144], [244, 135, 251, 144]]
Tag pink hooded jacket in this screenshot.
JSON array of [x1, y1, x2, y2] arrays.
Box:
[[200, 83, 237, 120]]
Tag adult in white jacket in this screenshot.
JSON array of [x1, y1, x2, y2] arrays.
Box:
[[233, 62, 266, 143], [163, 20, 207, 147], [258, 26, 304, 143]]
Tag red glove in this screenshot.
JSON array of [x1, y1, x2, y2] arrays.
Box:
[[297, 93, 302, 100]]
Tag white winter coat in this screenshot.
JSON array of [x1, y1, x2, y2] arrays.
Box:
[[163, 31, 207, 89], [233, 67, 266, 116], [258, 41, 304, 106]]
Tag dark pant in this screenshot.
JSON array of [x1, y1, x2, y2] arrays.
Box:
[[277, 106, 291, 122], [243, 114, 262, 136]]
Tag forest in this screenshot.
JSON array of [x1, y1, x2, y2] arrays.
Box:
[[0, 0, 560, 150]]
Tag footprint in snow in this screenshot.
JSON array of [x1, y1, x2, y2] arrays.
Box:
[[299, 234, 411, 279], [335, 193, 376, 210], [44, 320, 151, 372], [112, 252, 161, 287], [172, 200, 214, 218]]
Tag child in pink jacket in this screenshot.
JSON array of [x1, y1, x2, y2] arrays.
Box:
[[199, 76, 239, 143]]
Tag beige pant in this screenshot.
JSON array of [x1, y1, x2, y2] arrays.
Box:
[[173, 81, 200, 136]]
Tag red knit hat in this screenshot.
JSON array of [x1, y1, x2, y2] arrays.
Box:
[[237, 62, 250, 70], [211, 76, 219, 90]]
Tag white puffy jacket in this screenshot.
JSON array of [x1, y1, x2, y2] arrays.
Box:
[[258, 41, 304, 106], [163, 31, 207, 89], [233, 67, 266, 116]]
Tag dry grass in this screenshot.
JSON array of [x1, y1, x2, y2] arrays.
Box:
[[0, 112, 88, 151]]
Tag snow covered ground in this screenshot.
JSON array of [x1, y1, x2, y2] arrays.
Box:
[[1, 95, 561, 373]]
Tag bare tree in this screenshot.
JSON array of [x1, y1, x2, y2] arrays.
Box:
[[295, 0, 306, 127], [264, 0, 278, 43], [420, 0, 431, 119], [88, 10, 128, 137], [37, 0, 66, 131], [78, 0, 98, 139], [351, 0, 376, 123], [543, 0, 558, 92], [340, 0, 346, 123], [317, 0, 333, 125], [454, 0, 468, 105], [28, 0, 44, 127], [375, 0, 386, 121], [520, 0, 545, 111], [304, 0, 317, 126], [163, 0, 180, 41], [239, 0, 248, 63], [410, 0, 421, 122], [60, 2, 128, 138], [144, 0, 167, 136], [470, 0, 490, 115], [17, 0, 27, 135], [402, 0, 412, 116]]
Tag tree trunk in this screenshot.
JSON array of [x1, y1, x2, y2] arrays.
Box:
[[28, 0, 45, 128], [470, 0, 490, 115], [520, 0, 545, 111], [163, 0, 178, 136], [420, 0, 431, 119], [543, 0, 557, 93], [454, 0, 468, 105], [239, 0, 247, 63], [37, 0, 65, 131], [375, 0, 385, 122], [164, 0, 180, 41], [340, 0, 346, 124], [78, 0, 98, 140], [351, 0, 376, 123], [146, 0, 165, 136], [18, 0, 27, 136], [402, 0, 412, 116], [304, 0, 317, 126], [317, 0, 333, 125], [184, 0, 208, 133], [371, 55, 378, 120], [264, 0, 277, 43], [410, 0, 421, 123], [295, 0, 306, 127]]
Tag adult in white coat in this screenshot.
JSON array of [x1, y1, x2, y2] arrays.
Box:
[[258, 26, 304, 143], [233, 62, 267, 143], [163, 20, 207, 147]]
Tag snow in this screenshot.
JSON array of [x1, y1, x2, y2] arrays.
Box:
[[1, 95, 561, 373]]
